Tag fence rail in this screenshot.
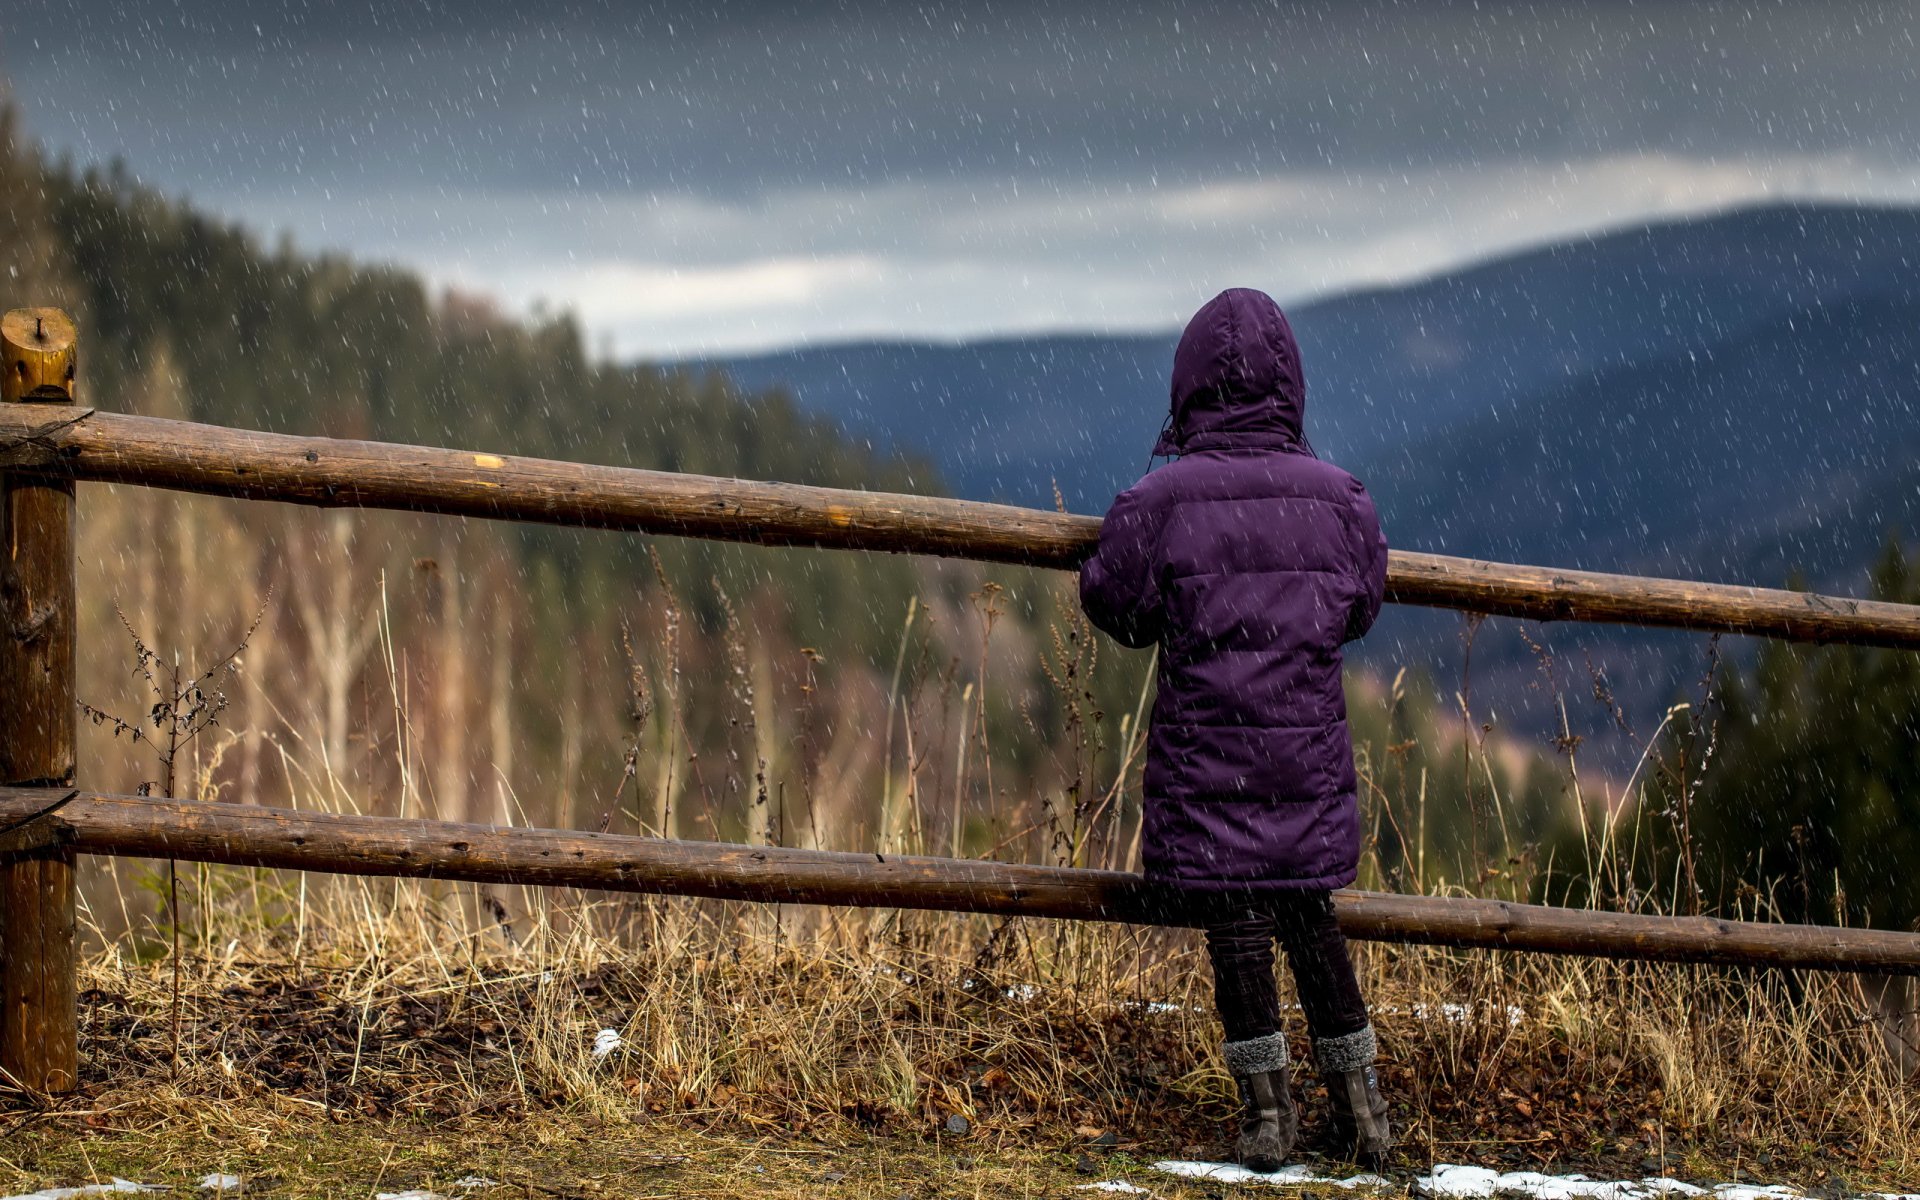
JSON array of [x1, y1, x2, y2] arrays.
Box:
[[7, 787, 1919, 975], [5, 305, 1920, 1097], [6, 404, 1920, 649]]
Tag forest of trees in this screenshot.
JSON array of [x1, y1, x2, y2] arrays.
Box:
[[1, 102, 1167, 915]]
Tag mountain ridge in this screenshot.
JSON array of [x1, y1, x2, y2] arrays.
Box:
[[683, 200, 1920, 573]]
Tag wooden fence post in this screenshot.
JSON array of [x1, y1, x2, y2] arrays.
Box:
[[0, 307, 80, 1095]]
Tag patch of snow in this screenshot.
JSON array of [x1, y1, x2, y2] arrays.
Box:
[[194, 1177, 242, 1195], [366, 1183, 496, 1200], [591, 1028, 623, 1059], [4, 1182, 168, 1200], [1077, 1183, 1152, 1195], [1405, 1002, 1529, 1029], [1420, 1165, 1706, 1198], [1152, 1161, 1389, 1188], [1153, 1162, 1919, 1199], [1128, 1000, 1207, 1016]]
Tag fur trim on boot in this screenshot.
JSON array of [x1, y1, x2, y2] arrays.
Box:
[[1311, 1025, 1376, 1073], [1222, 1032, 1289, 1075]]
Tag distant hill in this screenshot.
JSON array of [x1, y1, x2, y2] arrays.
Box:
[[687, 204, 1920, 517], [682, 333, 1172, 510], [1374, 289, 1920, 587], [681, 204, 1920, 744]]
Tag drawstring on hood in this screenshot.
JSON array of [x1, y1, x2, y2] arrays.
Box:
[[1154, 288, 1308, 458], [1144, 408, 1177, 472]]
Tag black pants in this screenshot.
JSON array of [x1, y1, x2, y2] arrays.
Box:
[[1202, 890, 1369, 1044]]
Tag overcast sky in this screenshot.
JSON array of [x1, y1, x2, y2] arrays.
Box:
[[5, 1, 1919, 357]]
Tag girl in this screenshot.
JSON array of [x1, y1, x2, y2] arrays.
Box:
[[1080, 288, 1392, 1172]]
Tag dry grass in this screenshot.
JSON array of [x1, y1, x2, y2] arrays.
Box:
[[2, 864, 1915, 1195], [13, 499, 1912, 1195], [2, 1115, 1247, 1200]]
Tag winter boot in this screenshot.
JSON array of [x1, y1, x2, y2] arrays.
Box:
[[1222, 1032, 1299, 1172], [1314, 1026, 1392, 1170]]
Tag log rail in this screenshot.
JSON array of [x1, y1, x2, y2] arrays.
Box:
[[3, 788, 1917, 976], [3, 404, 1920, 649]]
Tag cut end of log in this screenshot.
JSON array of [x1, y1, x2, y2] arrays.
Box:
[[2, 308, 79, 404]]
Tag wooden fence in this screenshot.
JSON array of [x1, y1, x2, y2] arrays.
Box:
[[4, 305, 1920, 1096]]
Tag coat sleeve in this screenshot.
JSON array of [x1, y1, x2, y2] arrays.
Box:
[[1343, 477, 1388, 643], [1079, 481, 1169, 649]]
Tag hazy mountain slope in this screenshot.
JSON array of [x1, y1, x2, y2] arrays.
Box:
[[1304, 203, 1920, 459], [687, 334, 1173, 509], [690, 204, 1920, 517], [1370, 289, 1920, 584]]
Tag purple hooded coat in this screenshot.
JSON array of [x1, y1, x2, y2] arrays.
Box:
[[1080, 289, 1388, 893]]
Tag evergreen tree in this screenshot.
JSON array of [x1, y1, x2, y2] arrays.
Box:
[[1691, 540, 1920, 928]]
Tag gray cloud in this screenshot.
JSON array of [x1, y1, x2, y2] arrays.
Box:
[[11, 2, 1918, 194], [4, 1, 1918, 354]]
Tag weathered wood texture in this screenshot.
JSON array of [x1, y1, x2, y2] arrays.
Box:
[[3, 787, 1916, 975], [0, 310, 79, 1094], [5, 404, 1919, 648], [0, 405, 1090, 566], [0, 839, 77, 1093], [1, 310, 78, 405]]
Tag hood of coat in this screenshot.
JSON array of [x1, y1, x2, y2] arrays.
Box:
[[1154, 288, 1306, 456]]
